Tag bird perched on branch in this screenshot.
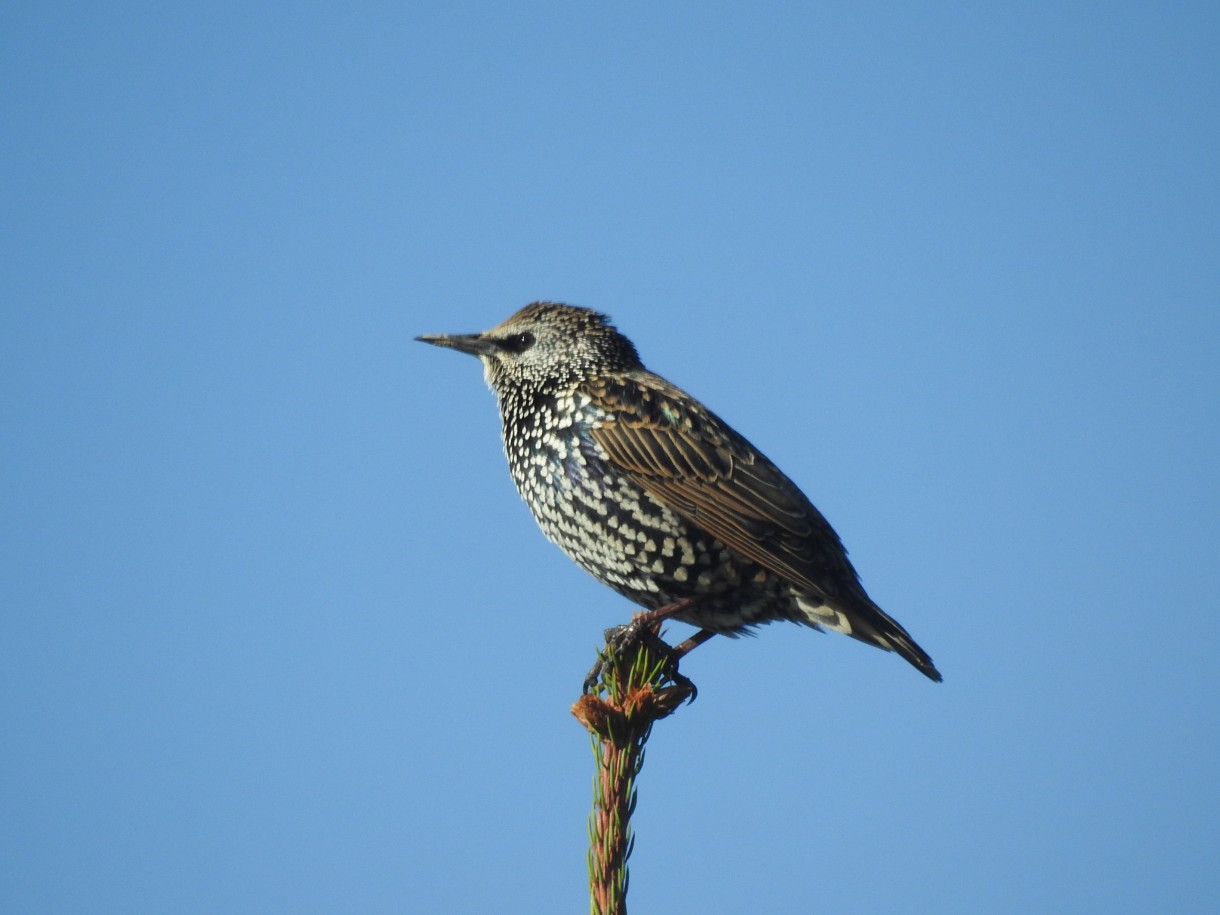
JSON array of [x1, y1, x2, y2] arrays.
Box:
[[417, 302, 941, 684]]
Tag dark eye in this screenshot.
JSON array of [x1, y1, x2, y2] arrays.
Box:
[[500, 331, 536, 353]]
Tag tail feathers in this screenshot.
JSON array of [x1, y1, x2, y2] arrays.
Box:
[[794, 593, 942, 682], [867, 614, 943, 683]]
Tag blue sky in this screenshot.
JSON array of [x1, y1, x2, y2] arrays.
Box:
[[3, 3, 1218, 912]]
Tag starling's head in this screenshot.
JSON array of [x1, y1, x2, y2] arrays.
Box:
[[416, 302, 642, 392]]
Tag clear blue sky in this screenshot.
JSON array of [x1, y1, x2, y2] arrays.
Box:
[[3, 3, 1218, 913]]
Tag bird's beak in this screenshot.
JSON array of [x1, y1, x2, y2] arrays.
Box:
[[415, 333, 498, 358]]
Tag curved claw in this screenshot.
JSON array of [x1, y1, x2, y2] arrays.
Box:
[[583, 618, 698, 703]]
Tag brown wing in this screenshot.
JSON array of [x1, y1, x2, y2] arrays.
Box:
[[584, 371, 943, 682], [584, 373, 860, 604]]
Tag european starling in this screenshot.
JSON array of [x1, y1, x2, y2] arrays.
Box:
[[417, 302, 941, 683]]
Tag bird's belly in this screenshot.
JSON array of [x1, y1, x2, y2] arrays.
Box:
[[515, 461, 795, 628]]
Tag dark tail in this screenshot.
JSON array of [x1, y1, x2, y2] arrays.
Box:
[[858, 602, 942, 682], [795, 591, 942, 681]]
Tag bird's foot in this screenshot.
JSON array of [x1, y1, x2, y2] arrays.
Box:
[[583, 600, 702, 703]]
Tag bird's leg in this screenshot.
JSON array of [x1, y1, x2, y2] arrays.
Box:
[[584, 599, 712, 701], [672, 627, 718, 658]]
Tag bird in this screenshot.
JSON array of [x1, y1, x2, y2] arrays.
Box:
[[416, 302, 941, 684]]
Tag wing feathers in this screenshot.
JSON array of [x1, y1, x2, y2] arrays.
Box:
[[584, 372, 942, 682], [586, 374, 847, 603]]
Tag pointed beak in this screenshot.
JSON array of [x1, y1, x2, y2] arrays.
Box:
[[415, 333, 498, 358]]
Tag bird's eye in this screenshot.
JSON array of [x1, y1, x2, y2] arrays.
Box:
[[501, 332, 536, 353]]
